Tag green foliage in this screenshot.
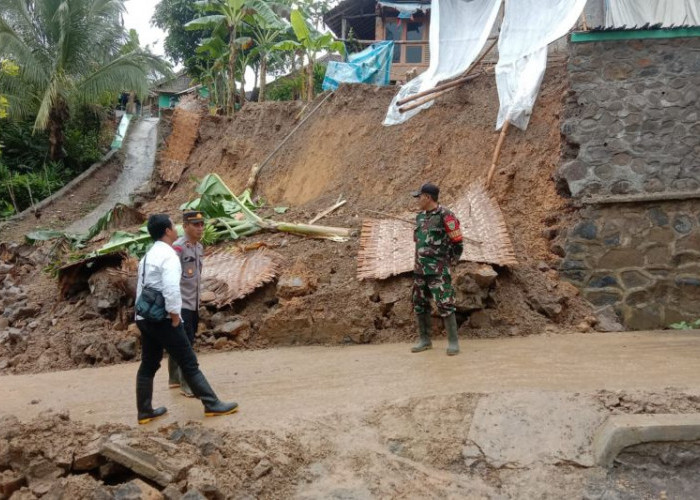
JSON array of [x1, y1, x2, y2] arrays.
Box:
[[0, 160, 71, 215], [0, 0, 171, 160], [153, 0, 211, 79], [668, 319, 700, 330], [266, 63, 325, 101]]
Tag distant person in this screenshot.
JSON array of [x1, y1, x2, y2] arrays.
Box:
[[135, 214, 238, 424], [168, 211, 205, 398], [410, 183, 464, 356]]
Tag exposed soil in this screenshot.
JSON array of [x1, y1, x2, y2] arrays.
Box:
[[0, 62, 598, 376]]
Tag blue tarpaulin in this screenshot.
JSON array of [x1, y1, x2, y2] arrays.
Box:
[[322, 41, 395, 91]]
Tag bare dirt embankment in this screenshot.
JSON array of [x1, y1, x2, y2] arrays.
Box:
[[0, 62, 597, 376], [143, 60, 593, 344]]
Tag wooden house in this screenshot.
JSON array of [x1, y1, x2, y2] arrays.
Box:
[[324, 0, 431, 82]]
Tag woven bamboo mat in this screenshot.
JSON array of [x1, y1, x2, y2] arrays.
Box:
[[202, 246, 284, 307], [357, 181, 516, 280]]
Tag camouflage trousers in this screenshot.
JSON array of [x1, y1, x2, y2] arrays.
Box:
[[412, 270, 456, 317]]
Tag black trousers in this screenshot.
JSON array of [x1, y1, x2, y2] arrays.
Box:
[[181, 309, 199, 346], [136, 319, 202, 381]]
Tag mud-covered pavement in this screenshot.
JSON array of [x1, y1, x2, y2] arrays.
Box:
[[2, 331, 700, 498], [1, 331, 698, 429]]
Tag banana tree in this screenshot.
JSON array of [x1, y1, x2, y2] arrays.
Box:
[[244, 15, 286, 102], [186, 0, 280, 114], [272, 10, 344, 102], [195, 32, 231, 111]]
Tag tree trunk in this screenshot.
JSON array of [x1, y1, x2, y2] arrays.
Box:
[[307, 54, 315, 102], [48, 100, 69, 161], [228, 25, 238, 115], [259, 57, 267, 102], [240, 73, 246, 107]]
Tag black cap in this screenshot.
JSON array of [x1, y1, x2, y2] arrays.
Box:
[[411, 183, 439, 199], [183, 210, 205, 223]]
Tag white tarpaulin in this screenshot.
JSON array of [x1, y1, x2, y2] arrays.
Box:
[[495, 0, 586, 130], [605, 0, 700, 28], [383, 0, 502, 126]]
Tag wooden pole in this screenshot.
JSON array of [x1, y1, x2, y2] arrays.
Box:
[[398, 86, 459, 113], [396, 38, 498, 107], [249, 91, 334, 191], [486, 120, 511, 188]]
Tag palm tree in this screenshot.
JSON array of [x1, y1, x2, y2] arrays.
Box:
[[273, 10, 344, 102], [0, 0, 170, 161], [186, 0, 279, 114]]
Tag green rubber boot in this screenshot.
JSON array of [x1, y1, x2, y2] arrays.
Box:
[[411, 313, 432, 353], [444, 313, 460, 356]]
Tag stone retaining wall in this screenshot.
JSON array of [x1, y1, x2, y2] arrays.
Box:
[[558, 36, 700, 329], [561, 201, 700, 329], [559, 38, 700, 198]]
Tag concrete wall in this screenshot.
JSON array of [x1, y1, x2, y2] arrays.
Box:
[[558, 36, 700, 329]]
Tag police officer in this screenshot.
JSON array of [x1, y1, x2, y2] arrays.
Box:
[[169, 210, 205, 397], [411, 183, 464, 356]]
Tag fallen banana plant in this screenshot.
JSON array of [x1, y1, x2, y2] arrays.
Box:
[[183, 174, 355, 243]]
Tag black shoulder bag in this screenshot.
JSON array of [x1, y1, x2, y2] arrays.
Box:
[[135, 253, 168, 321]]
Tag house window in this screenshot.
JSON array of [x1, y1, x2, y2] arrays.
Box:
[[405, 22, 424, 63], [380, 17, 428, 65], [385, 22, 402, 63]]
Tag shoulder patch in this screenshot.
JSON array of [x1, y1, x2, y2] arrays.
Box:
[[173, 245, 183, 253]]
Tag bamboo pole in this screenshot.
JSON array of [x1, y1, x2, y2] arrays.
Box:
[[398, 82, 470, 114], [486, 120, 511, 189], [309, 197, 346, 224], [396, 38, 498, 107], [248, 91, 334, 191]]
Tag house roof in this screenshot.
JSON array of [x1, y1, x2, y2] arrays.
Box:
[[324, 0, 378, 39], [324, 0, 432, 39], [155, 72, 195, 94]]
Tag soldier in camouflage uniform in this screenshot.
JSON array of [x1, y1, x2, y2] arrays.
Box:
[[411, 183, 464, 356]]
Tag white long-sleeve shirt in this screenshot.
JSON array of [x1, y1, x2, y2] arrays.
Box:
[[136, 240, 182, 319]]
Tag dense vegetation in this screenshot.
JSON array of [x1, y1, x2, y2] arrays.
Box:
[[0, 0, 169, 216], [0, 0, 345, 218]]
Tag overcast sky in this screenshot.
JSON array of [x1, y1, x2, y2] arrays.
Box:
[[123, 0, 167, 57]]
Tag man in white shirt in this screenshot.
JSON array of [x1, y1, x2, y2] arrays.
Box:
[[135, 214, 238, 424]]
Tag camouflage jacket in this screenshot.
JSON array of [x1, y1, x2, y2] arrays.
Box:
[[414, 206, 464, 275]]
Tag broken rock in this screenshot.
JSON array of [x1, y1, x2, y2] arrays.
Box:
[[276, 272, 316, 299], [117, 338, 138, 360], [214, 319, 249, 338], [594, 306, 625, 333], [251, 458, 273, 480], [113, 478, 164, 500], [467, 264, 498, 288], [186, 467, 220, 499], [0, 470, 26, 498]]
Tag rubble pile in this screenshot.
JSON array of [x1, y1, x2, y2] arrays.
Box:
[[0, 411, 307, 499]]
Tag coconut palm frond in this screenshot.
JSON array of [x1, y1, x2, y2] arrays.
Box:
[[202, 246, 285, 307]]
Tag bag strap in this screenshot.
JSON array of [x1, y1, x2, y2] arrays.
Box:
[[141, 252, 148, 287]]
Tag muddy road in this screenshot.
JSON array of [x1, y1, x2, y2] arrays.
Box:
[[1, 331, 698, 431]]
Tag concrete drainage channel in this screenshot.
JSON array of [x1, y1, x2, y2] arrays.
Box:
[[593, 413, 700, 467]]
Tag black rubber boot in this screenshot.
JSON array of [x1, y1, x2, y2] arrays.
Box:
[[411, 313, 433, 353], [186, 372, 239, 417], [136, 377, 167, 425], [444, 313, 460, 356], [167, 356, 180, 388]]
